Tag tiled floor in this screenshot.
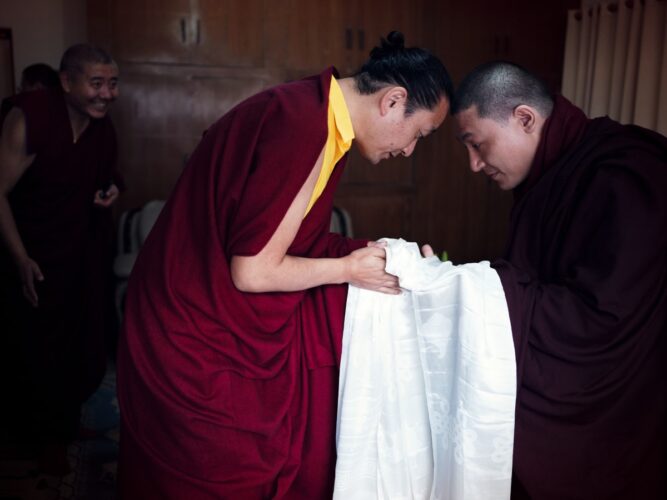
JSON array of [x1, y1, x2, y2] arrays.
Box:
[[0, 363, 120, 500]]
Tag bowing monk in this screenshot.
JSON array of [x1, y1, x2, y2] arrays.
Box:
[[451, 61, 667, 499], [116, 31, 453, 499]]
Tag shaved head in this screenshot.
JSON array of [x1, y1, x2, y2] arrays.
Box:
[[452, 61, 553, 122]]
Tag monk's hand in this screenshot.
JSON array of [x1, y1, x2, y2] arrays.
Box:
[[93, 183, 120, 208], [421, 244, 435, 258], [17, 256, 44, 307], [345, 244, 401, 295]]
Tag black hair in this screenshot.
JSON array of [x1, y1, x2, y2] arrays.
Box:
[[354, 31, 454, 116], [59, 43, 115, 78], [20, 63, 60, 90], [452, 61, 553, 121]]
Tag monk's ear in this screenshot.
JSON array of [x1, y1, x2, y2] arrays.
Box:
[[59, 72, 71, 93], [513, 105, 538, 133], [379, 86, 408, 117]]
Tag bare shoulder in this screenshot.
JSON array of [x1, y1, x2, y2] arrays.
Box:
[[0, 107, 34, 192], [1, 106, 28, 152]]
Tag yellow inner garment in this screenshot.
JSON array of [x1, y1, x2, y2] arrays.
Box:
[[304, 76, 355, 216]]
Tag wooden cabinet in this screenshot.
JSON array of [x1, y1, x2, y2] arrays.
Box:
[[89, 0, 276, 214], [189, 0, 264, 67], [264, 1, 426, 76], [109, 0, 191, 64], [108, 64, 281, 212], [105, 0, 263, 67], [346, 0, 427, 71], [264, 1, 349, 75], [335, 187, 416, 241]]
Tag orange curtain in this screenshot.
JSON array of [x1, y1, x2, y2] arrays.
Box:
[[562, 0, 667, 135]]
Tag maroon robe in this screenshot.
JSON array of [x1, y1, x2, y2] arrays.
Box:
[[0, 88, 119, 443], [493, 96, 667, 499], [116, 68, 365, 499]]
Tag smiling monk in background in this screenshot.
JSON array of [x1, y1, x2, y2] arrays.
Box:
[[0, 44, 123, 475]]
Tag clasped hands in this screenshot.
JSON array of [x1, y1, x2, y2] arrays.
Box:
[[345, 240, 435, 295]]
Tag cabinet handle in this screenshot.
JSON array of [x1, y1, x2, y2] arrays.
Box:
[[358, 29, 365, 51], [180, 18, 186, 44], [196, 19, 201, 45], [345, 28, 353, 50]]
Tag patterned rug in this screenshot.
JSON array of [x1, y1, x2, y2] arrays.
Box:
[[0, 363, 120, 500]]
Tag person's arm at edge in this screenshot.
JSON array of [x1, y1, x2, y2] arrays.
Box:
[[231, 147, 400, 295], [0, 107, 43, 306]]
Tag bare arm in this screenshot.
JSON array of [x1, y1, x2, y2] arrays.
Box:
[[231, 147, 400, 294], [0, 107, 43, 306]]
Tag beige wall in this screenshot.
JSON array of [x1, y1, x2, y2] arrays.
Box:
[[0, 0, 86, 90]]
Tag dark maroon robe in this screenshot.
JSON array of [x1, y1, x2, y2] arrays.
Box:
[[493, 96, 667, 499], [0, 88, 120, 443], [117, 68, 365, 499]]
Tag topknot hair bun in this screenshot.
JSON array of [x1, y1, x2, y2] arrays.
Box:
[[369, 31, 406, 60], [384, 31, 405, 50], [354, 29, 453, 113]]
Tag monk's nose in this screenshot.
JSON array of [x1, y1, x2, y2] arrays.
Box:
[[401, 140, 417, 157], [99, 85, 113, 100], [469, 153, 485, 173]]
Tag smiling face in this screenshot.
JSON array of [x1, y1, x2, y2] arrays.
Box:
[[455, 105, 542, 190], [356, 89, 449, 165], [61, 62, 119, 120]]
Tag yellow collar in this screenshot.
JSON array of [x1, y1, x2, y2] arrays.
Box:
[[330, 77, 355, 146]]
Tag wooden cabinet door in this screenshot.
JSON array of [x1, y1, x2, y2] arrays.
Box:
[[334, 189, 415, 241], [265, 0, 349, 76], [339, 0, 426, 74], [500, 0, 577, 92], [359, 0, 425, 55], [110, 0, 193, 64], [189, 0, 265, 67], [111, 64, 280, 213], [108, 0, 266, 67]]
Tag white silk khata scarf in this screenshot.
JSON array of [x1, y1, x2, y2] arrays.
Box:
[[335, 239, 516, 500]]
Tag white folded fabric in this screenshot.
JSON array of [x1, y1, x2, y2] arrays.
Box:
[[335, 238, 516, 500]]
